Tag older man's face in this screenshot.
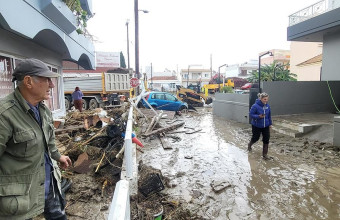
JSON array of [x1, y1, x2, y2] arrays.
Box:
[[31, 76, 55, 101]]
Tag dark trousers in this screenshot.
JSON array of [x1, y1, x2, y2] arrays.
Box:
[[26, 178, 67, 220], [251, 125, 270, 144], [73, 99, 83, 112], [44, 178, 67, 220]]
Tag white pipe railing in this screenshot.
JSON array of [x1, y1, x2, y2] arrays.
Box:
[[107, 180, 130, 220], [124, 106, 134, 179], [108, 105, 134, 219]]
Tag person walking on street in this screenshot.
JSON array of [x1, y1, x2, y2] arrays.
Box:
[[248, 92, 273, 160], [0, 58, 72, 220], [72, 87, 83, 112]]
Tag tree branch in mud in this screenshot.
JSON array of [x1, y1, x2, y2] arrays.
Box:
[[143, 122, 185, 137]]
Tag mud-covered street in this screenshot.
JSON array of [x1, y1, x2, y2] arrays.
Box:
[[138, 108, 340, 219]]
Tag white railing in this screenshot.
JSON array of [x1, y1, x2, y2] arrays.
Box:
[[108, 105, 134, 219], [289, 0, 340, 26]]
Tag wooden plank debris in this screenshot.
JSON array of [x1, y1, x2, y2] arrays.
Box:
[[143, 122, 185, 137]]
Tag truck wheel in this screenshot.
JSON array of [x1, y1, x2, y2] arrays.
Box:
[[89, 99, 99, 110], [82, 99, 89, 110], [65, 98, 71, 110]]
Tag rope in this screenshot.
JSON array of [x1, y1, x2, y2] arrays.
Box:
[[327, 81, 340, 114]]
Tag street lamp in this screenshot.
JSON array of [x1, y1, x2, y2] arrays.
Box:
[[218, 64, 227, 92], [125, 19, 130, 74], [134, 0, 149, 95], [258, 51, 273, 93]]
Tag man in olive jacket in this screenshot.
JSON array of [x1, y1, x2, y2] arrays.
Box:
[[0, 59, 72, 220]]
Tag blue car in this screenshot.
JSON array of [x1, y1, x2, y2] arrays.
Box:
[[143, 92, 188, 111]]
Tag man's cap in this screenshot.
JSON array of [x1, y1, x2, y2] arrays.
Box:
[[12, 58, 60, 82]]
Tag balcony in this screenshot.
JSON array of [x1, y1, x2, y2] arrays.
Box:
[[0, 0, 95, 69], [41, 0, 77, 34], [289, 0, 340, 26], [287, 0, 340, 42]]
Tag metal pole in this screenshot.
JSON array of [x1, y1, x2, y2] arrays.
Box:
[[151, 62, 153, 89], [126, 20, 130, 72], [134, 0, 140, 94], [258, 55, 261, 93], [187, 66, 189, 87], [218, 64, 227, 92], [218, 66, 221, 92]]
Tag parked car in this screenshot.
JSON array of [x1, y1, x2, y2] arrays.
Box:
[[241, 83, 252, 90], [143, 92, 188, 111]]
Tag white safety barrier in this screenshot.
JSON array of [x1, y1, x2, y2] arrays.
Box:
[[107, 180, 130, 220], [107, 105, 134, 219]]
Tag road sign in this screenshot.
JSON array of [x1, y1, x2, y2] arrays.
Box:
[[130, 77, 140, 88]]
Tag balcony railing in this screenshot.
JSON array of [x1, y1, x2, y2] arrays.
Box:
[[289, 0, 340, 26]]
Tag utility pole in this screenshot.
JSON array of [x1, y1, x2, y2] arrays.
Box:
[[151, 63, 153, 90], [134, 0, 140, 94], [126, 20, 130, 73]]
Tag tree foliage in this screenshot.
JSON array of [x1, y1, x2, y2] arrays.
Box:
[[62, 0, 88, 34], [248, 62, 297, 82], [120, 52, 127, 68]]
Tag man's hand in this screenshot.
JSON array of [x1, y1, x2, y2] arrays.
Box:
[[58, 155, 72, 170]]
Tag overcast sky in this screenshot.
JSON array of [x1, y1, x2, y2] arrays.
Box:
[[87, 0, 318, 72]]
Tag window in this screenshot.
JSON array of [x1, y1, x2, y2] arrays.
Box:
[[153, 93, 165, 100], [0, 56, 14, 99], [46, 66, 60, 111], [205, 74, 208, 78], [165, 93, 176, 101]]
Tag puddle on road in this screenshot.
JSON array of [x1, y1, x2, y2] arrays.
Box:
[[139, 109, 340, 219]]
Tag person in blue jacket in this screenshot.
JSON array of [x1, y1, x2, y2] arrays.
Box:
[[248, 92, 272, 159]]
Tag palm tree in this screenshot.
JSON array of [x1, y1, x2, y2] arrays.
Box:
[[248, 62, 297, 82]]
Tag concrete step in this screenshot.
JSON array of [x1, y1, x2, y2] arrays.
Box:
[[272, 124, 304, 138], [274, 119, 320, 134]]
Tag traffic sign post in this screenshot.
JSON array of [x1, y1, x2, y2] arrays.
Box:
[[130, 77, 140, 88]]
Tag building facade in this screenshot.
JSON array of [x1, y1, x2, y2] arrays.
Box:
[[225, 60, 258, 79], [149, 76, 180, 93], [180, 68, 212, 87], [287, 0, 340, 81], [290, 42, 323, 81], [287, 0, 340, 145], [0, 0, 95, 118], [260, 49, 291, 66]]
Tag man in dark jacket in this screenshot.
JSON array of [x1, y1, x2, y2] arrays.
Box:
[[248, 92, 272, 159], [72, 87, 83, 112], [0, 58, 72, 220]]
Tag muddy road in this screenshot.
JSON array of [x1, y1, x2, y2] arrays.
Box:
[[139, 108, 340, 219]]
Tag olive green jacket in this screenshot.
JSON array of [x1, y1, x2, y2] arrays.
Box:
[[0, 88, 62, 220]]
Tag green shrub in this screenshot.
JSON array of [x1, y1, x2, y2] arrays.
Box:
[[221, 86, 233, 93]]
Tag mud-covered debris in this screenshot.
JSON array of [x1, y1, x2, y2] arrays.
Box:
[[137, 200, 163, 219], [144, 122, 185, 137], [139, 173, 165, 197], [72, 152, 93, 174], [185, 155, 193, 159], [210, 180, 232, 193], [138, 164, 166, 197]]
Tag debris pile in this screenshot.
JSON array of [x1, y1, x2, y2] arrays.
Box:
[[54, 107, 129, 219]]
